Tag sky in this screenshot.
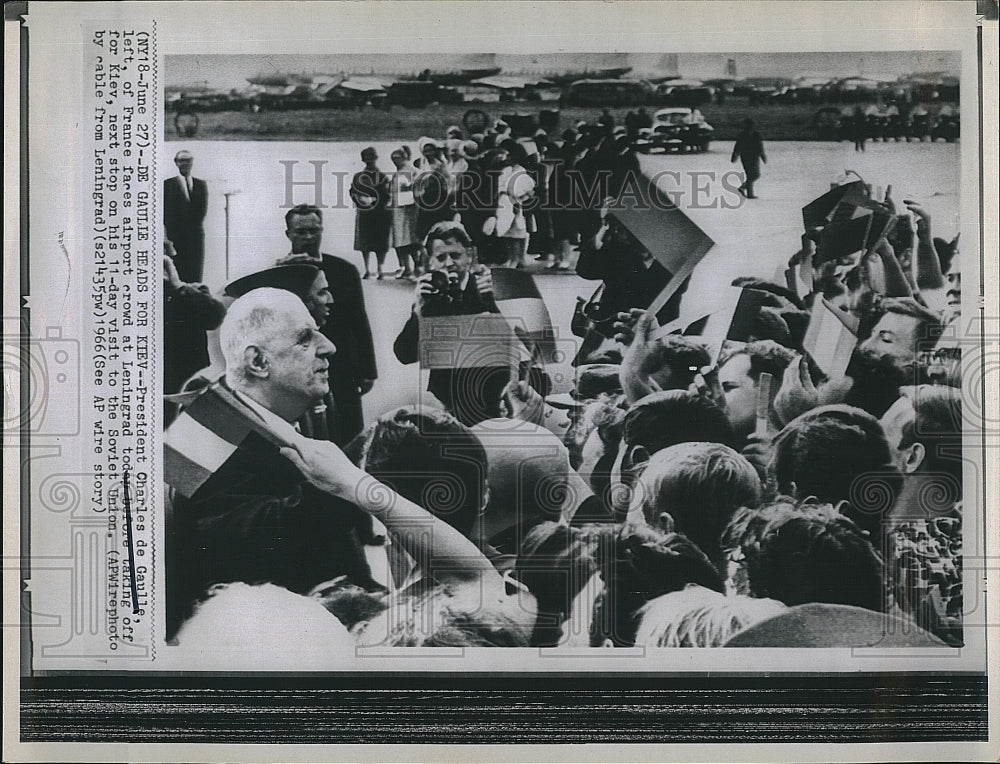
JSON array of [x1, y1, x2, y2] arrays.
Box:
[[166, 51, 961, 90]]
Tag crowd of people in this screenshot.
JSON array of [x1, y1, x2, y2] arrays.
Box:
[[161, 115, 966, 662], [341, 116, 650, 276]]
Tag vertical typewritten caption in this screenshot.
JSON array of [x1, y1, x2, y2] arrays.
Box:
[[87, 23, 155, 656]]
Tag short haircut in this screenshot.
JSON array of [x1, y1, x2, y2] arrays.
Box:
[[355, 581, 532, 647], [622, 390, 736, 453], [284, 203, 324, 230], [310, 576, 389, 630], [358, 406, 487, 537], [591, 523, 725, 647], [771, 404, 902, 538], [423, 220, 473, 251], [634, 585, 787, 647], [899, 385, 963, 487], [219, 288, 305, 383], [633, 442, 762, 561], [646, 335, 711, 387], [174, 150, 193, 161], [722, 500, 886, 612], [876, 297, 945, 351], [718, 339, 799, 384]]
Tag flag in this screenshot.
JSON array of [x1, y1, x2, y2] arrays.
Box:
[[607, 162, 715, 316], [815, 215, 873, 264], [830, 194, 896, 251], [803, 298, 860, 377], [417, 313, 522, 370], [608, 167, 714, 275], [164, 382, 295, 499], [801, 180, 866, 230], [652, 286, 768, 367], [491, 267, 559, 364]]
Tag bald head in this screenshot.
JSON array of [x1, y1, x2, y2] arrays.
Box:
[[220, 288, 335, 421]]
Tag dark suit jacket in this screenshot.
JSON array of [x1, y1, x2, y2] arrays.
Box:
[[164, 175, 209, 281], [167, 429, 377, 637], [393, 276, 507, 425], [575, 236, 686, 337], [305, 254, 378, 445]]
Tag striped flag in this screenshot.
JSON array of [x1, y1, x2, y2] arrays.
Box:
[[163, 382, 295, 498], [491, 267, 559, 364], [803, 298, 860, 377], [417, 313, 521, 370]]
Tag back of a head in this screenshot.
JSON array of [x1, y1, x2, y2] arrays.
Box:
[[647, 336, 711, 390], [359, 406, 487, 537], [515, 521, 612, 646], [623, 390, 735, 454], [592, 524, 725, 647], [634, 585, 787, 647], [356, 581, 533, 648], [771, 404, 901, 537], [471, 419, 571, 542], [723, 500, 886, 612], [903, 385, 963, 486], [633, 442, 762, 560], [174, 582, 356, 668]]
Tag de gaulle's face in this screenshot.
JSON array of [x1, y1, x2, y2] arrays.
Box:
[[859, 311, 922, 367], [264, 303, 336, 408]]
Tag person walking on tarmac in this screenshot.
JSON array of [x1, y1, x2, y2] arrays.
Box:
[[731, 118, 768, 199]]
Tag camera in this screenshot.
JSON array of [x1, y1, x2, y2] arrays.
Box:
[[429, 270, 462, 301]]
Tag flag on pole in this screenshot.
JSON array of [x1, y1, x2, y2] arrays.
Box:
[[830, 194, 896, 251], [164, 382, 296, 499], [652, 286, 768, 367], [815, 215, 873, 264], [606, 163, 715, 318]]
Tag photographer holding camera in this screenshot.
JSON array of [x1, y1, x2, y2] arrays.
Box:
[[393, 222, 506, 426]]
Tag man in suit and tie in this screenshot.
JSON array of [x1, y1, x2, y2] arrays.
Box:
[[277, 204, 378, 446], [393, 221, 506, 426], [164, 150, 209, 282]]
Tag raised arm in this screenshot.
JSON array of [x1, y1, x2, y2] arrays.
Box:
[[281, 436, 503, 588]]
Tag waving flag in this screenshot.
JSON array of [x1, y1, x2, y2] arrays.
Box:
[[164, 382, 295, 499]]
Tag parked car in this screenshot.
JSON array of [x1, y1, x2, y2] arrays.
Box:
[[632, 107, 713, 153], [931, 107, 960, 142], [655, 79, 714, 107], [906, 108, 933, 141], [812, 106, 845, 140]]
